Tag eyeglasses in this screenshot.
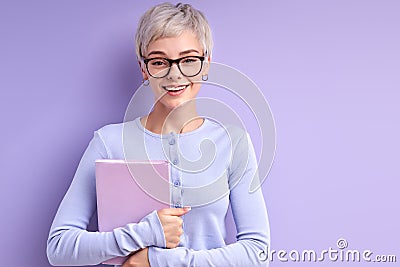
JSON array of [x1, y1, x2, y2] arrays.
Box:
[[142, 56, 205, 78]]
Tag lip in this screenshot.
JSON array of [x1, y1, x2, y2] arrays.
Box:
[[162, 83, 190, 96]]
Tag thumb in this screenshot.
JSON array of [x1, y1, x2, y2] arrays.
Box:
[[162, 207, 191, 216]]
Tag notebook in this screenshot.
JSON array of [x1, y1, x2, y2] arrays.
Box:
[[95, 159, 171, 265]]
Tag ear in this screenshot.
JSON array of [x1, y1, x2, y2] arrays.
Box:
[[138, 59, 148, 80], [202, 55, 211, 75]]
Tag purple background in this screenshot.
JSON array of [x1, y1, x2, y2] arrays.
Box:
[[1, 1, 399, 266]]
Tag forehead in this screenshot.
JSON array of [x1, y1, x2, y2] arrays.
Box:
[[146, 31, 203, 57]]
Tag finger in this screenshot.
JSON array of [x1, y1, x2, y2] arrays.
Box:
[[166, 236, 181, 248], [159, 207, 191, 216]]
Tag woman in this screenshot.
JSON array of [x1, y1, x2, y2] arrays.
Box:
[[47, 3, 270, 266]]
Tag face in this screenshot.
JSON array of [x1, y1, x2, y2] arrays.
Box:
[[140, 31, 209, 111]]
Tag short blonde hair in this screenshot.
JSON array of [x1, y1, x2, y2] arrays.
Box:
[[135, 2, 213, 58]]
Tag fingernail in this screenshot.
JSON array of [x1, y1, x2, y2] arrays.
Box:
[[184, 206, 191, 211]]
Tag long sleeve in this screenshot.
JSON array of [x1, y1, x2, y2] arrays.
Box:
[[148, 132, 270, 267], [46, 131, 165, 266]]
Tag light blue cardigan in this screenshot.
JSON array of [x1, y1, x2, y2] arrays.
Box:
[[47, 118, 270, 266]]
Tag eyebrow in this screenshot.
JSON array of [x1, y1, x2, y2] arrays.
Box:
[[146, 49, 201, 57], [179, 49, 201, 56]]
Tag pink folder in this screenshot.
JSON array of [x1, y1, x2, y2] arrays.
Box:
[[95, 159, 171, 265]]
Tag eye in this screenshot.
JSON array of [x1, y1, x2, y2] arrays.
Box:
[[149, 58, 168, 67], [181, 57, 200, 64]]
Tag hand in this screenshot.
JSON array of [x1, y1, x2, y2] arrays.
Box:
[[157, 207, 191, 248], [122, 248, 150, 267]]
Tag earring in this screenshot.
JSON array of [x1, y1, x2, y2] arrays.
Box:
[[202, 74, 208, 81], [142, 79, 150, 86]]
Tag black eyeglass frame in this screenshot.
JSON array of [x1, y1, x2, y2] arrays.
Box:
[[142, 56, 206, 78]]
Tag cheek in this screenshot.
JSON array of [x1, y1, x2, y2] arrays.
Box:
[[149, 79, 161, 90], [149, 81, 164, 98], [190, 82, 201, 95]]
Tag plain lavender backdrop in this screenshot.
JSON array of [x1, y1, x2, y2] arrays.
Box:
[[0, 1, 399, 266]]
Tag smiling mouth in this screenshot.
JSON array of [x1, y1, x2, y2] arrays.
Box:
[[162, 84, 190, 92]]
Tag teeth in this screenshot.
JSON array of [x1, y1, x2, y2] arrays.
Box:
[[164, 85, 187, 91]]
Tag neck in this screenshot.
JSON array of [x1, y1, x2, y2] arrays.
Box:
[[142, 100, 203, 134]]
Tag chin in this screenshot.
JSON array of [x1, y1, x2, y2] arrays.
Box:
[[160, 99, 190, 111]]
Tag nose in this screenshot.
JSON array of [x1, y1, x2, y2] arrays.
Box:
[[167, 63, 182, 80]]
